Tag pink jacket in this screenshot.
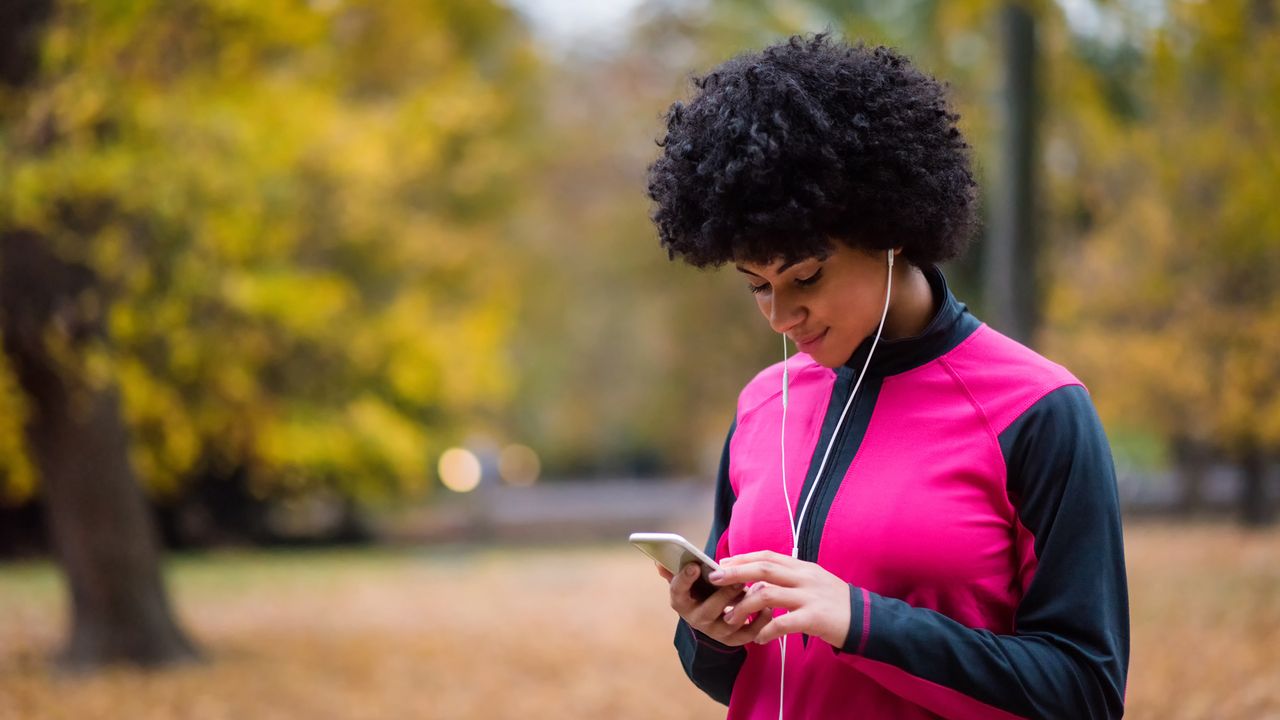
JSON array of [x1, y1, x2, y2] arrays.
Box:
[[675, 268, 1128, 719]]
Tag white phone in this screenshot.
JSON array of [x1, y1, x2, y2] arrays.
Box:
[[630, 532, 723, 600]]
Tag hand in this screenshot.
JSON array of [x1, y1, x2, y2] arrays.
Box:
[[708, 550, 851, 648], [656, 562, 766, 647]]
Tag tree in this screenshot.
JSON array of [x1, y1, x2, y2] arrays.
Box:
[[1, 231, 202, 669], [1042, 0, 1280, 524], [1, 0, 198, 671], [985, 2, 1041, 344], [0, 0, 540, 669]]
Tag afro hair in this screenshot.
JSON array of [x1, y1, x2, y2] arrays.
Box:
[[646, 34, 978, 269]]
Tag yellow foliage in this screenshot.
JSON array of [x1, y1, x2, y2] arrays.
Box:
[[0, 354, 36, 505], [220, 270, 355, 338], [1044, 0, 1280, 456], [0, 0, 539, 500]]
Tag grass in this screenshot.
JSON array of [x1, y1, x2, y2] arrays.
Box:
[[0, 522, 1277, 719]]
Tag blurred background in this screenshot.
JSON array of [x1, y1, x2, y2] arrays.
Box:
[[0, 0, 1276, 717]]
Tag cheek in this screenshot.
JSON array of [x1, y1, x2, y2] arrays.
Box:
[[821, 285, 881, 331]]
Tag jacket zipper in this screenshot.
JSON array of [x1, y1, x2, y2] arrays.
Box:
[[796, 375, 859, 563]]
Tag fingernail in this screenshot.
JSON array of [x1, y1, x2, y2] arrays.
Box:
[[684, 565, 698, 576], [708, 571, 725, 582]]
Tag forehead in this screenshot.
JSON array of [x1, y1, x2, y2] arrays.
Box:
[[733, 244, 852, 275]]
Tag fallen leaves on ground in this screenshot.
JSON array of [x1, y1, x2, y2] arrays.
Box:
[[0, 522, 1277, 719]]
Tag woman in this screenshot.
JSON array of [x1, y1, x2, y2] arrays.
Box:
[[645, 35, 1128, 719]]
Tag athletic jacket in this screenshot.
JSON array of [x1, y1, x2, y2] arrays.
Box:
[[675, 266, 1129, 719]]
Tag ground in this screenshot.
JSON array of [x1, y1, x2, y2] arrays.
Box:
[[0, 521, 1277, 719]]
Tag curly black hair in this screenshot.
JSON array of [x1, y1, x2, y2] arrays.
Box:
[[646, 34, 977, 268]]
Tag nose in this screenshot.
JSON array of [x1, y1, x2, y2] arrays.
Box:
[[767, 293, 805, 335]]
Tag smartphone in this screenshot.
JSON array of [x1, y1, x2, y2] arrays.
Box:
[[630, 532, 723, 601]]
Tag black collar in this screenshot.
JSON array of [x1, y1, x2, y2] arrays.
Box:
[[837, 265, 979, 378]]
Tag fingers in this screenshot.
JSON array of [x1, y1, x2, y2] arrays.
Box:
[[689, 589, 769, 646], [665, 562, 757, 646], [720, 550, 790, 566], [662, 552, 830, 648], [669, 563, 742, 617], [751, 610, 803, 645], [686, 582, 745, 628], [722, 582, 803, 626], [711, 554, 803, 588], [655, 562, 674, 582], [720, 606, 773, 645], [667, 563, 699, 613]]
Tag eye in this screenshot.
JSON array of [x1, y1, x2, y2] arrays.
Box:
[[748, 282, 770, 295], [795, 268, 823, 287]]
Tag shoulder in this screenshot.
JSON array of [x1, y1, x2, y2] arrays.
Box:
[[939, 324, 1086, 435], [1000, 383, 1109, 461]]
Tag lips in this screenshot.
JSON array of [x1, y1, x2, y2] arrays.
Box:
[[792, 329, 828, 354]]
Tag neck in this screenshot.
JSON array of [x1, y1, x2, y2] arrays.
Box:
[[882, 264, 936, 341]]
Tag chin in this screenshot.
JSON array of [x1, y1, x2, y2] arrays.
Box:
[[808, 350, 844, 369]]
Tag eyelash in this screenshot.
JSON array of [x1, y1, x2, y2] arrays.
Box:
[[749, 269, 823, 295]]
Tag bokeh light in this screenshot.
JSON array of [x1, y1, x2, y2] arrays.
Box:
[[438, 447, 482, 493], [498, 444, 541, 486]]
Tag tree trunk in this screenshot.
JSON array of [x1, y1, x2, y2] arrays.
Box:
[[985, 2, 1039, 345], [0, 231, 202, 671], [1172, 436, 1210, 516], [1238, 443, 1275, 528], [0, 0, 53, 87]]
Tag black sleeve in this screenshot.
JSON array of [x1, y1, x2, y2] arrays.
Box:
[[673, 419, 746, 706], [835, 385, 1129, 720]]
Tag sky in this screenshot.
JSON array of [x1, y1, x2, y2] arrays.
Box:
[[505, 0, 651, 46], [508, 0, 1169, 50]]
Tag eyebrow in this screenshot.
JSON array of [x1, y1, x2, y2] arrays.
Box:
[[734, 258, 807, 278]]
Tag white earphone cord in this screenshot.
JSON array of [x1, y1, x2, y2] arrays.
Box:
[[777, 249, 893, 720]]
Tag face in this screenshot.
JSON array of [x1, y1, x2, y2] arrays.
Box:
[[736, 243, 893, 369]]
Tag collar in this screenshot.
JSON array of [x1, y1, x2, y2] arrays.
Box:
[[837, 265, 980, 379]]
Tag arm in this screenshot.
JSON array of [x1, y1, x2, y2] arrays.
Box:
[[834, 384, 1129, 719], [673, 419, 747, 706]]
